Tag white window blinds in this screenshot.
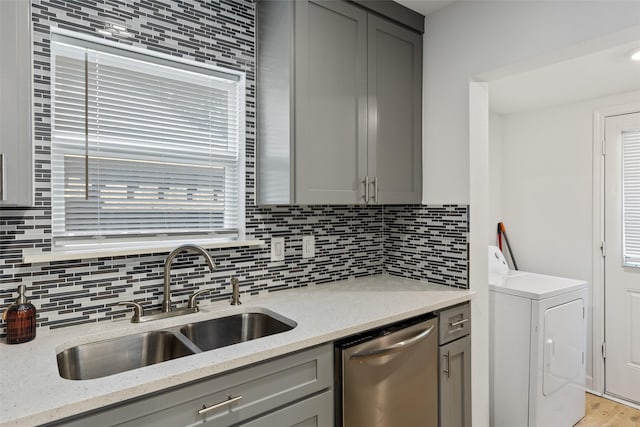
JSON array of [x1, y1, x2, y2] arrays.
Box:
[[50, 34, 245, 246], [623, 128, 640, 267]]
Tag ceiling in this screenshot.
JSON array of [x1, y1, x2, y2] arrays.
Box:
[[489, 40, 640, 114], [394, 1, 640, 114], [394, 0, 457, 17]]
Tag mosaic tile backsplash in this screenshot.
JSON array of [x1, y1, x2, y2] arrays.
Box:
[[0, 0, 468, 336], [384, 205, 468, 286]]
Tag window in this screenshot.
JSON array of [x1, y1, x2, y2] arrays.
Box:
[[50, 32, 245, 249], [623, 128, 640, 267]]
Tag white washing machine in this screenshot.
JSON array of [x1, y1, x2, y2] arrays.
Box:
[[488, 246, 587, 427]]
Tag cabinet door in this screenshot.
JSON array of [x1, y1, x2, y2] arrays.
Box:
[[294, 0, 368, 204], [367, 15, 422, 204], [239, 390, 333, 427], [0, 0, 33, 206], [440, 336, 471, 427]]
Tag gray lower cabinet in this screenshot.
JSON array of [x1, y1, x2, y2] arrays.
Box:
[[439, 303, 471, 427], [51, 344, 333, 427], [257, 0, 422, 205], [440, 335, 471, 427], [0, 0, 33, 207]]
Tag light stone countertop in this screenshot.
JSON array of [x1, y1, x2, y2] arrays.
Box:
[[0, 274, 473, 426]]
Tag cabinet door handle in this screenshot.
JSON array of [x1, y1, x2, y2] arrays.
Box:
[[443, 350, 450, 378], [370, 176, 378, 203], [0, 153, 5, 201], [198, 395, 243, 415], [362, 176, 369, 203]]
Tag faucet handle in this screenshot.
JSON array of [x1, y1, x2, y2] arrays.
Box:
[[230, 278, 241, 306], [187, 288, 216, 310], [117, 301, 145, 323]]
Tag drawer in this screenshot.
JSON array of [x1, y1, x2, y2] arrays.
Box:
[[239, 390, 333, 427], [439, 303, 470, 345], [54, 344, 333, 427]]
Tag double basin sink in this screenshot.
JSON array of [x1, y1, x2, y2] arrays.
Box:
[[57, 311, 296, 381]]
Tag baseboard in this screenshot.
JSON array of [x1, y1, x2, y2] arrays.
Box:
[[585, 375, 593, 391], [603, 394, 640, 410], [586, 389, 640, 410]]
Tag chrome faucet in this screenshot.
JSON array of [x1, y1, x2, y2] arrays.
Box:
[[118, 244, 216, 323], [163, 244, 215, 312]]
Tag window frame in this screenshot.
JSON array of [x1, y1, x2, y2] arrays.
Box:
[[622, 127, 640, 267], [49, 29, 246, 251]]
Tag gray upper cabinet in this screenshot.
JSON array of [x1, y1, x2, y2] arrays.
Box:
[[0, 0, 33, 207], [295, 1, 368, 204], [257, 0, 422, 205], [367, 15, 422, 204]]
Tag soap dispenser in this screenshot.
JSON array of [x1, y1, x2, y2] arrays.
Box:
[[2, 285, 36, 344]]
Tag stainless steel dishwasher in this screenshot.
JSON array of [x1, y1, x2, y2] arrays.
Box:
[[335, 314, 438, 427]]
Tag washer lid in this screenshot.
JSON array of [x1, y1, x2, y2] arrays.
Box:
[[489, 272, 587, 300], [488, 246, 509, 274]]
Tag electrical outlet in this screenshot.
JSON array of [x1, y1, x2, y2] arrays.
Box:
[[302, 235, 315, 258], [271, 237, 285, 261]]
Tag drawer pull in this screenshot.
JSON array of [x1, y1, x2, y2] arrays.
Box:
[[449, 318, 468, 329], [198, 395, 243, 415]]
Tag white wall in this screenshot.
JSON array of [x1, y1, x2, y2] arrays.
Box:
[[470, 82, 490, 427], [500, 103, 592, 279], [423, 0, 640, 204], [488, 111, 503, 246], [498, 90, 640, 281], [492, 89, 640, 388]]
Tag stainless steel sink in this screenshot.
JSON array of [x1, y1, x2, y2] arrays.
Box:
[[57, 331, 195, 380], [57, 311, 296, 380], [180, 312, 295, 352]]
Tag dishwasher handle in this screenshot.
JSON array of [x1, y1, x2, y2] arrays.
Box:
[[349, 325, 435, 360]]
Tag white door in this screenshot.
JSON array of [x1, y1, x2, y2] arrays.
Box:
[[604, 111, 640, 404]]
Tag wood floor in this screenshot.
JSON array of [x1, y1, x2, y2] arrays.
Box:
[[575, 393, 640, 427]]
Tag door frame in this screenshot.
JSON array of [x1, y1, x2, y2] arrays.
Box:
[[592, 102, 640, 396]]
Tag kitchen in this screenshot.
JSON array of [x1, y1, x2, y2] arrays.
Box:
[[0, 0, 639, 426]]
